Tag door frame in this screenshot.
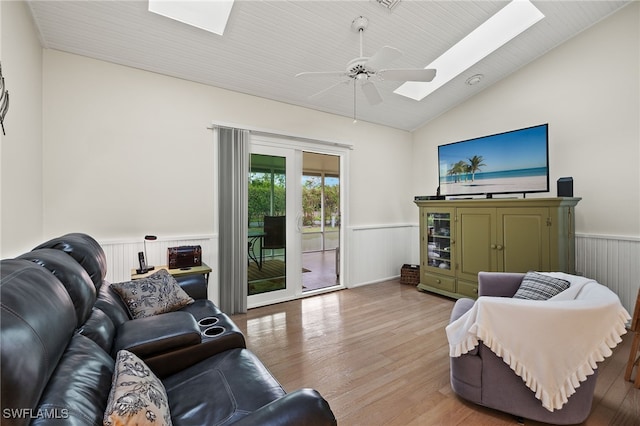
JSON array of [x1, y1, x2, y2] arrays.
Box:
[[248, 133, 350, 308]]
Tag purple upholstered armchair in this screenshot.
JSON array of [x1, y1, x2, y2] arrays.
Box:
[[448, 272, 600, 425]]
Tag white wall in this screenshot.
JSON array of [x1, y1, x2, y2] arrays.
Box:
[[412, 3, 639, 238], [0, 1, 44, 257], [36, 49, 415, 292], [40, 50, 413, 247]]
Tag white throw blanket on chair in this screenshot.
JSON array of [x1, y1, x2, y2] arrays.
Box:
[[446, 273, 631, 412]]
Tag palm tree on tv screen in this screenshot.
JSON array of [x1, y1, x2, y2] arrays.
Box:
[[468, 155, 486, 182], [447, 160, 468, 183]]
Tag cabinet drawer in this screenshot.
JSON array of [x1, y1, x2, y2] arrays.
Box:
[[457, 280, 479, 298], [422, 272, 455, 292]]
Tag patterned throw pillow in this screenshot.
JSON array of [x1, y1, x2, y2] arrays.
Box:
[[513, 271, 570, 300], [104, 350, 172, 426], [111, 269, 194, 319]]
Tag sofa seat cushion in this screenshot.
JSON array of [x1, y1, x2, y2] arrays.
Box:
[[105, 350, 172, 426], [111, 270, 194, 319], [163, 348, 286, 426], [31, 334, 114, 426], [114, 311, 201, 358]]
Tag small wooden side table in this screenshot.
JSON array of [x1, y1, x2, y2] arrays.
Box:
[[624, 288, 640, 388], [131, 262, 211, 283]]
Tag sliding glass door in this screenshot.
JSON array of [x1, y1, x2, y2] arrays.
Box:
[[245, 134, 348, 308], [247, 144, 299, 308]]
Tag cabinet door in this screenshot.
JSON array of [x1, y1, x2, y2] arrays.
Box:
[[422, 208, 455, 277], [456, 208, 496, 282], [498, 208, 550, 272]]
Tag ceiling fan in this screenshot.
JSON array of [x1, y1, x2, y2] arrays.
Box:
[[295, 16, 436, 108]]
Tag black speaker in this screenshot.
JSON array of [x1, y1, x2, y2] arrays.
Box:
[[557, 177, 573, 197]]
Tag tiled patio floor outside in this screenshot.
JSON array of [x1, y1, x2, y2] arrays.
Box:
[[302, 249, 339, 292]]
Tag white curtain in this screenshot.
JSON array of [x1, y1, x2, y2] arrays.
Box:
[[217, 127, 249, 314]]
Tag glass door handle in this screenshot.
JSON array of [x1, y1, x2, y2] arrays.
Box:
[[296, 211, 303, 233]]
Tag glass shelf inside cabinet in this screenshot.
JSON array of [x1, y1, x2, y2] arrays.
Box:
[[426, 212, 452, 270]]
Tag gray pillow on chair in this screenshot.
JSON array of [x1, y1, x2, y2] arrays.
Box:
[[513, 272, 570, 300]]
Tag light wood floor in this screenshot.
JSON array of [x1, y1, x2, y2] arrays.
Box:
[[231, 280, 640, 425]]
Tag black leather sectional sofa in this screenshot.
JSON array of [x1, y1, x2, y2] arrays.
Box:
[[1, 233, 336, 426]]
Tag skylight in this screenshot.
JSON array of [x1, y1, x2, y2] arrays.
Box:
[[394, 0, 544, 101], [148, 0, 235, 36]]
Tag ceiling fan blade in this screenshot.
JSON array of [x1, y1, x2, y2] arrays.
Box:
[[378, 68, 437, 82], [296, 71, 347, 79], [308, 80, 351, 99], [361, 81, 383, 105], [365, 46, 402, 71]]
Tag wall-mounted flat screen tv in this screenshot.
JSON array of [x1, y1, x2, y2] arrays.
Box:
[[438, 123, 549, 197]]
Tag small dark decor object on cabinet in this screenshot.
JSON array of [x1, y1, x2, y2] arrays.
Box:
[[400, 264, 420, 285], [168, 245, 202, 269], [557, 177, 573, 197]]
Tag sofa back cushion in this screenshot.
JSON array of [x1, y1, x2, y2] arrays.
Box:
[[18, 249, 97, 326], [95, 282, 133, 328], [79, 307, 117, 354], [33, 233, 107, 291], [1, 259, 77, 426], [30, 334, 114, 426]]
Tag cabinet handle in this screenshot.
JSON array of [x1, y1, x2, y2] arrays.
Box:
[[436, 279, 441, 283], [490, 244, 497, 249], [497, 245, 503, 250]]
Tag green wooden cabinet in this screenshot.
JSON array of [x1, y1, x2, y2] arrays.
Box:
[[415, 198, 580, 299]]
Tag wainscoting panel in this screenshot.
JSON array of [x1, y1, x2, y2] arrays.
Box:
[[347, 224, 420, 287], [97, 232, 639, 314], [575, 234, 640, 315], [99, 235, 218, 303]]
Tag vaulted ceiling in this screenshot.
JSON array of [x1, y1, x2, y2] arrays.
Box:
[[27, 1, 630, 131]]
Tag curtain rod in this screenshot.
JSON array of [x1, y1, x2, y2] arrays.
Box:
[[207, 121, 354, 150]]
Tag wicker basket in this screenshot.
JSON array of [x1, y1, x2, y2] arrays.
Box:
[[400, 264, 420, 285]]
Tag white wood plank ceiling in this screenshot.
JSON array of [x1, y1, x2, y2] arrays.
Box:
[[27, 0, 631, 131]]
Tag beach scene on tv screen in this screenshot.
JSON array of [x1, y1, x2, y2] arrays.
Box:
[[439, 125, 548, 196]]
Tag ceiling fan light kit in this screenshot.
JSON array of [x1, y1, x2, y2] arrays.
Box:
[[296, 15, 436, 121]]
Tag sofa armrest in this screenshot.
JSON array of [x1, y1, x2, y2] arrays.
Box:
[[231, 389, 337, 426], [449, 298, 479, 356], [176, 274, 208, 300], [477, 272, 525, 297], [113, 311, 201, 358]]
